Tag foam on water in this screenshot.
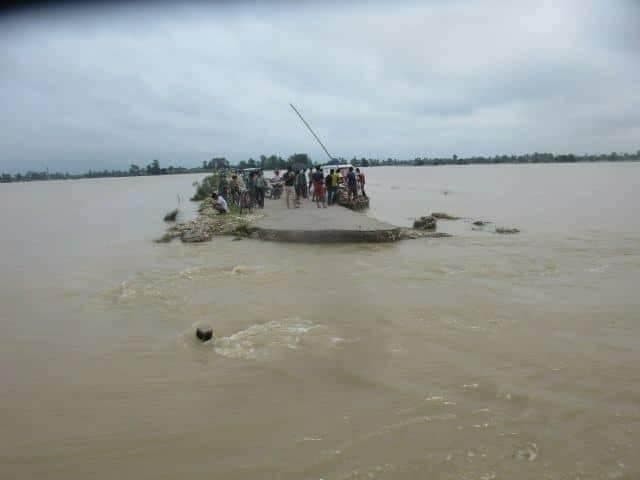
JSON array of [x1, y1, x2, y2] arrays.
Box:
[[119, 280, 136, 299], [227, 264, 262, 275], [179, 266, 202, 279], [514, 442, 538, 461], [213, 318, 320, 360]]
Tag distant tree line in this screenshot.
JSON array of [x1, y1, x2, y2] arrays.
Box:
[[1, 158, 203, 183], [368, 150, 640, 167], [237, 153, 313, 171], [2, 150, 639, 183]]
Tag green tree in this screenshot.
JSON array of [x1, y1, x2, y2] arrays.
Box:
[[287, 153, 311, 169], [129, 164, 141, 175], [210, 157, 228, 170], [147, 159, 161, 175]]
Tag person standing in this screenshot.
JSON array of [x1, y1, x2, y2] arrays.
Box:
[[229, 174, 241, 205], [325, 169, 333, 205], [356, 168, 367, 198], [283, 166, 296, 209], [295, 169, 306, 207], [330, 168, 341, 205], [247, 171, 257, 205], [347, 166, 358, 201], [308, 168, 314, 201], [254, 170, 266, 208], [218, 173, 229, 198], [312, 166, 327, 208]]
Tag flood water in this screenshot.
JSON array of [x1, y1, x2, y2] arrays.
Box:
[[1, 164, 639, 479]]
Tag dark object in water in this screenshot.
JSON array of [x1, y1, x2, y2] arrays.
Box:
[[196, 327, 214, 342], [154, 232, 177, 243], [432, 212, 460, 220], [413, 215, 437, 230], [164, 209, 179, 222], [495, 227, 520, 234], [473, 220, 490, 226]]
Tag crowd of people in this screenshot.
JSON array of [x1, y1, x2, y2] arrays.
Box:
[[210, 166, 367, 213], [273, 165, 366, 209]]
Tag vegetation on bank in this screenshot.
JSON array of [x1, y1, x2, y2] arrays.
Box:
[[191, 173, 221, 201], [3, 150, 639, 184]]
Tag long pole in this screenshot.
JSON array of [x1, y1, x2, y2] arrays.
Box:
[[289, 103, 334, 162]]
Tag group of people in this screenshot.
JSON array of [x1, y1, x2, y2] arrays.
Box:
[[210, 166, 367, 213], [276, 165, 366, 209], [213, 169, 269, 213]]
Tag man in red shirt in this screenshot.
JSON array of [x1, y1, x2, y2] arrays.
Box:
[[312, 166, 327, 208]]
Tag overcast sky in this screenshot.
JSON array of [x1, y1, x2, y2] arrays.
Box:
[[1, 0, 639, 172]]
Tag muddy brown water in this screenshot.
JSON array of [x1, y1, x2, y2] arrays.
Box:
[[1, 164, 639, 479]]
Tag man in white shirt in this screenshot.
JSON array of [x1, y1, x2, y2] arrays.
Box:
[[211, 192, 229, 214]]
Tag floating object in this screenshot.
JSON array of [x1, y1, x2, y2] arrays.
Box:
[[514, 442, 538, 461], [196, 326, 214, 343], [413, 216, 437, 230], [473, 220, 490, 226], [495, 227, 520, 234], [432, 212, 460, 220], [163, 209, 179, 222]]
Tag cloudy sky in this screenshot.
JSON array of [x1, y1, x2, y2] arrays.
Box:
[[1, 0, 639, 172]]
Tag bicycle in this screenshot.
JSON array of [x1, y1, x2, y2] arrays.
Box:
[[228, 187, 242, 208], [238, 189, 254, 214]]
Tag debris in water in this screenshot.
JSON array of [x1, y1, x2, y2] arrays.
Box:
[[164, 209, 179, 222], [514, 442, 538, 461], [154, 232, 177, 243], [413, 215, 437, 230], [432, 212, 460, 220], [495, 227, 520, 234], [196, 326, 214, 343]]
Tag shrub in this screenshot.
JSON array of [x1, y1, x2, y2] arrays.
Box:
[[191, 174, 220, 201]]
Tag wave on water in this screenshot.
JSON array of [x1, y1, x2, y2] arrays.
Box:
[[179, 266, 203, 279], [226, 264, 262, 275], [119, 280, 136, 299], [115, 278, 164, 302], [210, 318, 321, 360]]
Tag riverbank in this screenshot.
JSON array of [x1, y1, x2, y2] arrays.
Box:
[[156, 197, 264, 243], [157, 196, 456, 244]]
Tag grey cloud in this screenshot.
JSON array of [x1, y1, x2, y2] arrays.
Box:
[[1, 0, 639, 172]]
